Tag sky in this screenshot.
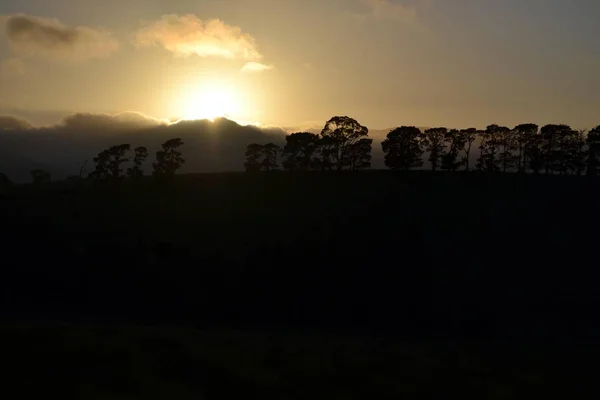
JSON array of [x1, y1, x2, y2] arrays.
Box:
[[2, 0, 600, 130]]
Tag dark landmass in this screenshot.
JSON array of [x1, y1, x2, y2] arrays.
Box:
[[1, 324, 595, 398]]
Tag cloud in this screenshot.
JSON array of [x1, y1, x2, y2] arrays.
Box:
[[135, 14, 262, 60], [60, 111, 168, 131], [0, 115, 33, 130], [0, 57, 25, 76], [1, 14, 119, 62], [282, 121, 323, 134], [240, 62, 273, 73], [0, 106, 73, 127], [359, 0, 417, 23], [0, 113, 286, 182]]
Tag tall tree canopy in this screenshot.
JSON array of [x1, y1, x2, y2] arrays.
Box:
[[127, 146, 149, 179], [587, 126, 600, 176], [441, 129, 465, 171], [245, 144, 264, 172], [513, 124, 539, 173], [381, 126, 425, 171], [458, 128, 478, 171], [262, 143, 281, 172], [153, 138, 185, 179], [91, 144, 131, 182], [244, 143, 281, 172], [477, 125, 508, 172], [320, 116, 370, 171], [540, 124, 577, 175], [423, 127, 448, 172], [346, 138, 373, 171], [282, 132, 320, 172]]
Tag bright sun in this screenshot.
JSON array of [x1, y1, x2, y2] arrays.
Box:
[[179, 82, 242, 121]]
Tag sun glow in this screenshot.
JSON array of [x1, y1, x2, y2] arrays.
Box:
[[178, 82, 243, 121]]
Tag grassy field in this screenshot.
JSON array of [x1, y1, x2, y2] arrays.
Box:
[[1, 324, 596, 399], [1, 171, 599, 396], [2, 171, 599, 337]]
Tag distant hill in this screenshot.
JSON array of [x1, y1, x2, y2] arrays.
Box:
[[0, 111, 454, 181], [0, 114, 286, 182]]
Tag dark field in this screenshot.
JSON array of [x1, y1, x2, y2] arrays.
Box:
[[1, 171, 599, 397], [1, 324, 596, 399], [0, 326, 597, 399]]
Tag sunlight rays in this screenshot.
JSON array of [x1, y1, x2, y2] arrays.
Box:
[[176, 81, 243, 122]]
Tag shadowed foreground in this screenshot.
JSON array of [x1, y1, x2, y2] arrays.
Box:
[[0, 171, 599, 395], [1, 325, 596, 398]]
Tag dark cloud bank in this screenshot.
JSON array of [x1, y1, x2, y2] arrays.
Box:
[[0, 112, 394, 182], [5, 14, 79, 48], [0, 113, 278, 182], [2, 14, 119, 61]]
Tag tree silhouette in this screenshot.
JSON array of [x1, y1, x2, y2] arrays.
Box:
[[441, 129, 465, 171], [540, 124, 574, 175], [567, 129, 587, 176], [587, 126, 600, 176], [244, 143, 281, 172], [346, 138, 373, 170], [107, 144, 131, 181], [315, 136, 336, 171], [498, 128, 518, 173], [282, 132, 320, 171], [513, 124, 539, 173], [153, 138, 185, 179], [381, 126, 425, 171], [245, 143, 264, 172], [30, 169, 51, 184], [320, 116, 370, 171], [458, 128, 478, 171], [423, 128, 447, 172], [91, 149, 110, 182], [90, 144, 131, 183], [512, 124, 538, 172], [262, 143, 281, 171], [127, 146, 148, 179], [526, 137, 543, 174], [540, 125, 557, 174], [91, 145, 131, 182], [477, 125, 507, 172]]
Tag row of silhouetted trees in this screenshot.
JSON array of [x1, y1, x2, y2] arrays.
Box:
[[0, 138, 186, 186], [245, 116, 373, 172], [88, 138, 185, 183], [5, 117, 600, 186], [245, 117, 600, 176], [3, 138, 187, 186]]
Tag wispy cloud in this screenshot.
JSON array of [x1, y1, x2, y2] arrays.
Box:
[[240, 61, 273, 73], [0, 57, 26, 76], [135, 14, 262, 60], [357, 0, 417, 23], [1, 14, 119, 63]]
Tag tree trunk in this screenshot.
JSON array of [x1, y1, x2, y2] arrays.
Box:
[[465, 145, 471, 171], [518, 144, 523, 172]]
